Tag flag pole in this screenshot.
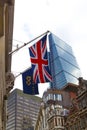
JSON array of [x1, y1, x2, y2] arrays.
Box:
[[14, 66, 32, 79], [9, 30, 50, 55]]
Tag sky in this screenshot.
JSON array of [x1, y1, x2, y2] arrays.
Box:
[[12, 0, 87, 97]]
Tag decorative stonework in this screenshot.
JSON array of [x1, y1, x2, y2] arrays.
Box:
[[78, 77, 87, 90], [65, 77, 87, 130], [5, 72, 15, 94]]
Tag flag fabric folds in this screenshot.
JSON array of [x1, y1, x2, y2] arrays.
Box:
[[22, 68, 39, 95], [29, 35, 52, 83]]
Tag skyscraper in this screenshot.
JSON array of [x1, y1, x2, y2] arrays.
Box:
[[49, 33, 81, 89], [6, 89, 42, 130]]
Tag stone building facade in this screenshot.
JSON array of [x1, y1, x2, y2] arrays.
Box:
[[34, 86, 76, 130], [35, 79, 87, 130], [65, 77, 87, 130], [35, 102, 66, 130], [0, 0, 15, 130]]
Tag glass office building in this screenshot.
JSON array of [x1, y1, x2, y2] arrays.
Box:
[[49, 33, 81, 89], [6, 89, 42, 130]]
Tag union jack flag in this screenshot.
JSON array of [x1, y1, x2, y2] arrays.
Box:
[[29, 35, 52, 83]]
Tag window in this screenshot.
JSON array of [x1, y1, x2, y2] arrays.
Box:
[[53, 94, 62, 101]]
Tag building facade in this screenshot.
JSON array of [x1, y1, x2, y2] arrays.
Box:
[[0, 1, 15, 130], [49, 33, 81, 89], [35, 102, 66, 130], [6, 89, 42, 130], [65, 77, 87, 130], [35, 78, 87, 130], [35, 88, 72, 130], [43, 83, 78, 109]]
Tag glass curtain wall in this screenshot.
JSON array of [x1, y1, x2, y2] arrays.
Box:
[[49, 33, 81, 89]]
